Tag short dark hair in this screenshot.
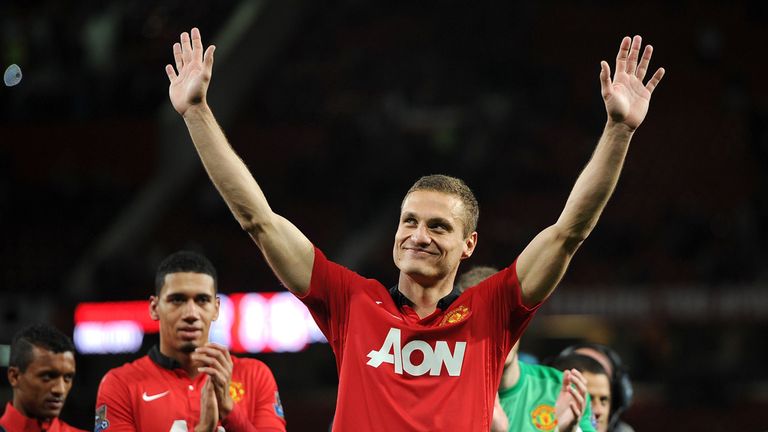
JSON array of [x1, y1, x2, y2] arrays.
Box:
[[9, 324, 75, 372], [456, 266, 498, 293], [155, 250, 218, 295], [403, 174, 479, 237], [551, 353, 608, 377]]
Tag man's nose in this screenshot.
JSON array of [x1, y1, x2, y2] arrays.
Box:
[[51, 377, 67, 396], [181, 299, 201, 321], [410, 224, 431, 245]]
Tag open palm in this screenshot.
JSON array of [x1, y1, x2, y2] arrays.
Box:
[[165, 28, 215, 116], [601, 36, 665, 130]]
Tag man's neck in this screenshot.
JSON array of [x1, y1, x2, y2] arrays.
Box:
[[159, 345, 201, 377], [397, 273, 456, 318], [10, 399, 52, 424]]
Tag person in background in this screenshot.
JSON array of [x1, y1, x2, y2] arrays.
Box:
[[95, 250, 286, 432], [551, 354, 614, 432], [457, 266, 596, 432], [559, 344, 635, 432], [1, 323, 87, 432]]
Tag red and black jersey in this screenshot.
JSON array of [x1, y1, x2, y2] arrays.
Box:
[[95, 347, 285, 432], [299, 247, 541, 431], [0, 402, 87, 432]]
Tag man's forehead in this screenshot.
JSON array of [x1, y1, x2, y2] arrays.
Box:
[[161, 272, 216, 295], [28, 346, 75, 371], [583, 371, 611, 393], [401, 190, 466, 219]]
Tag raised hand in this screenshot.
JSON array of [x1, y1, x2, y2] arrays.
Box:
[[600, 35, 665, 131], [192, 343, 235, 420], [165, 27, 216, 116], [554, 369, 588, 432]]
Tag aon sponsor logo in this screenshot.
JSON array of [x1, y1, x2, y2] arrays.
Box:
[[366, 328, 466, 376]]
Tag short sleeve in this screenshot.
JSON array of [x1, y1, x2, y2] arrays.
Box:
[[222, 359, 286, 431], [296, 247, 359, 345], [95, 371, 136, 432]]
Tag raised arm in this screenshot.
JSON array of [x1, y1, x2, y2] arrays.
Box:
[[165, 28, 314, 295], [516, 35, 665, 306]]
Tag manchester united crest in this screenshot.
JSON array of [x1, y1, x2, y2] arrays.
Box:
[[229, 381, 246, 403], [439, 305, 470, 326], [530, 404, 557, 431]]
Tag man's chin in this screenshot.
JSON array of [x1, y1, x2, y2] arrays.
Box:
[[180, 342, 198, 354]]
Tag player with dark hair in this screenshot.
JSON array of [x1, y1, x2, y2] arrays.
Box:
[[551, 354, 614, 432], [559, 344, 635, 432], [165, 27, 664, 430], [95, 250, 286, 432], [456, 267, 595, 432], [1, 323, 86, 432]]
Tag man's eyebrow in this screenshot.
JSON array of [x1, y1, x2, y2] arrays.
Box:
[[427, 217, 454, 229]]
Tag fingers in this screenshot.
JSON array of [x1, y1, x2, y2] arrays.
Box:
[[614, 36, 631, 78], [599, 61, 612, 98], [180, 31, 193, 67], [636, 45, 653, 81], [204, 45, 216, 70], [646, 67, 666, 94], [191, 27, 204, 63], [193, 344, 233, 391], [569, 369, 588, 395], [165, 64, 177, 82], [626, 35, 642, 75], [173, 42, 183, 73]]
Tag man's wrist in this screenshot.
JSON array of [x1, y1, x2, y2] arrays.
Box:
[[604, 119, 636, 137], [182, 102, 212, 120], [219, 397, 234, 420]]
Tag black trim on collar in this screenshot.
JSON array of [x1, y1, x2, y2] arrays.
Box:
[[148, 345, 183, 370], [388, 285, 461, 311]]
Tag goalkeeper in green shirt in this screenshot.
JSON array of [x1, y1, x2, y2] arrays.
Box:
[[458, 267, 596, 432]]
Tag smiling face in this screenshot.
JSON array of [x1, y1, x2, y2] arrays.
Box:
[[8, 346, 76, 421], [393, 190, 477, 286], [150, 272, 219, 358]]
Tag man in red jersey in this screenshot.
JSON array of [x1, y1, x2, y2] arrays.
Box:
[[1, 323, 87, 432], [95, 251, 285, 432], [164, 27, 664, 430]]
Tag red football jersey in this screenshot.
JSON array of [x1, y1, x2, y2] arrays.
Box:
[[0, 402, 87, 432], [94, 347, 285, 432], [300, 248, 540, 431]]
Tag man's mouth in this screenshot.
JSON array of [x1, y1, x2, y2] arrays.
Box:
[[44, 399, 64, 410], [404, 247, 437, 256], [178, 327, 202, 339]]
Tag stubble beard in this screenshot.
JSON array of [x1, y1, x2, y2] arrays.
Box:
[[180, 342, 197, 354]]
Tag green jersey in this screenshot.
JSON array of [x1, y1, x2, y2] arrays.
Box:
[[499, 361, 596, 432]]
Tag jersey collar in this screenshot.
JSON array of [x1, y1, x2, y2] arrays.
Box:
[[0, 402, 54, 431], [388, 285, 461, 311], [148, 345, 183, 370]]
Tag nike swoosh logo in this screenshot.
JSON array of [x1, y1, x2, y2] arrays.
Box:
[[142, 391, 170, 402]]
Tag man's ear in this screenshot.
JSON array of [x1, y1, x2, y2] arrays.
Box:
[[461, 232, 478, 260], [149, 296, 160, 321], [7, 366, 20, 388], [213, 295, 221, 321]]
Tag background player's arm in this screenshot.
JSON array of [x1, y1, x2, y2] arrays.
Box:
[[94, 373, 137, 432], [516, 35, 665, 306], [165, 28, 313, 295]]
